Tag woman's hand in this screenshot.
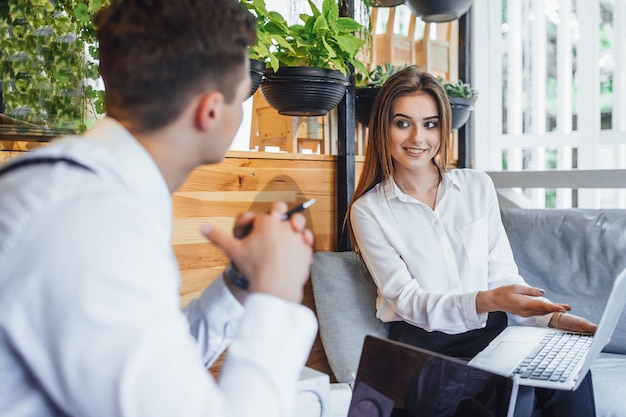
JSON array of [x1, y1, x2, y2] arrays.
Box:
[[476, 284, 570, 316], [201, 201, 314, 304], [549, 312, 597, 334]]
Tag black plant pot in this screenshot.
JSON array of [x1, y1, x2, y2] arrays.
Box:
[[371, 0, 405, 7], [355, 87, 381, 126], [449, 96, 475, 130], [405, 0, 473, 22], [248, 58, 266, 98], [260, 67, 350, 117]]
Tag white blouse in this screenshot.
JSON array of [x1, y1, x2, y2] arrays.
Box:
[[351, 168, 551, 334]]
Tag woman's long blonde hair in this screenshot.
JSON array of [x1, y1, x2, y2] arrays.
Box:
[[346, 66, 452, 251]]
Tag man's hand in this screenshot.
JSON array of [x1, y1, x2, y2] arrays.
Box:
[[201, 202, 314, 304]]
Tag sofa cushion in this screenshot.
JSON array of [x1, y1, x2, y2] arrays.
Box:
[[501, 209, 626, 354], [592, 353, 626, 417], [310, 251, 387, 384]]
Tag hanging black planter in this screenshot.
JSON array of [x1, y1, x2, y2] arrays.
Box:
[[355, 87, 381, 126], [405, 0, 473, 22], [370, 0, 405, 7], [248, 58, 266, 98], [260, 67, 350, 117], [449, 96, 475, 130]]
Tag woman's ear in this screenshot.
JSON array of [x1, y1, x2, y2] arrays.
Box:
[[195, 91, 224, 132]]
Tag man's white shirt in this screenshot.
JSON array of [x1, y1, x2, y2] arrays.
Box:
[[0, 118, 317, 417]]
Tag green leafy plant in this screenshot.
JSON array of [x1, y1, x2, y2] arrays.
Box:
[[355, 63, 409, 88], [274, 0, 368, 76], [439, 78, 479, 101], [239, 0, 292, 72], [0, 0, 107, 133]]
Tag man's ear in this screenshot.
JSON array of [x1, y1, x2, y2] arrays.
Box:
[[195, 91, 224, 132]]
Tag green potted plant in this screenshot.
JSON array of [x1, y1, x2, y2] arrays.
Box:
[[260, 0, 368, 116], [439, 78, 478, 130], [238, 0, 292, 97], [354, 63, 409, 125]]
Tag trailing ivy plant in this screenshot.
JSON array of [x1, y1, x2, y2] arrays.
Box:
[[0, 0, 108, 133]]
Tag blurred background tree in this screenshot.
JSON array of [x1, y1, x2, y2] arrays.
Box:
[[0, 0, 108, 133]]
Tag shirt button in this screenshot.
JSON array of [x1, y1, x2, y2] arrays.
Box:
[[433, 221, 440, 227]]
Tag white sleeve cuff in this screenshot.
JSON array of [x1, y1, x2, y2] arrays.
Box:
[[183, 275, 246, 366]]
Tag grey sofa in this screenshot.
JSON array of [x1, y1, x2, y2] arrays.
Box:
[[311, 208, 626, 417]]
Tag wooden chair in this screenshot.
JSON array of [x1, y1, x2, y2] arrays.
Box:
[[370, 6, 458, 81], [249, 90, 332, 154], [413, 21, 459, 80], [370, 7, 415, 67]]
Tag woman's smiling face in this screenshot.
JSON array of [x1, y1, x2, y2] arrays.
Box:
[[389, 92, 441, 173]]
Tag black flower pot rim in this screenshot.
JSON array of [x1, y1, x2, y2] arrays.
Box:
[[405, 0, 473, 22], [449, 98, 474, 130], [248, 58, 266, 98], [249, 58, 266, 74], [449, 96, 475, 109], [371, 0, 405, 7], [263, 76, 350, 87], [355, 87, 382, 126], [355, 86, 382, 97], [260, 66, 349, 117], [265, 66, 349, 83]]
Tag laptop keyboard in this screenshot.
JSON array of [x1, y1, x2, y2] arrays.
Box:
[[513, 331, 593, 382]]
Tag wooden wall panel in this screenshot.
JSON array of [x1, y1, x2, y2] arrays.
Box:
[[172, 151, 339, 376]]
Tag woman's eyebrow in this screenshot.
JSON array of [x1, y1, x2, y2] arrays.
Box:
[[392, 113, 440, 120]]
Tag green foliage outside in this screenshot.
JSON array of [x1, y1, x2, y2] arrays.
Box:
[[0, 0, 108, 133]]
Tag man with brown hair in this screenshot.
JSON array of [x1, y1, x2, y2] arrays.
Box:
[[0, 1, 317, 416]]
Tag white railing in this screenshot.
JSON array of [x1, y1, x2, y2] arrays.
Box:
[[487, 169, 626, 209], [473, 0, 626, 209]]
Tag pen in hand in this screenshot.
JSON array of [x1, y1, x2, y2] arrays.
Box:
[[226, 198, 317, 290], [282, 198, 316, 220]]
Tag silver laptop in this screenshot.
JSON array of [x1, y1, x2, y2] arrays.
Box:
[[469, 267, 626, 390], [349, 335, 519, 417]]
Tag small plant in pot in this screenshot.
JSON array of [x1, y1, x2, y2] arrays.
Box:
[[439, 78, 478, 130], [260, 0, 368, 117], [354, 63, 409, 126], [239, 0, 293, 97]]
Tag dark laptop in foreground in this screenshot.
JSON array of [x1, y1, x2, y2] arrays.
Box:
[[348, 335, 519, 417], [469, 267, 626, 390]]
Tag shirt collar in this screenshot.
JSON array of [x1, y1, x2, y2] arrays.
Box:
[[441, 170, 461, 191], [379, 170, 461, 202], [82, 117, 173, 234]]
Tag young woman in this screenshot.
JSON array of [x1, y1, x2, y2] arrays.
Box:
[[348, 66, 597, 416]]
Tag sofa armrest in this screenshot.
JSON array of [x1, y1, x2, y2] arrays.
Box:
[[310, 251, 388, 384]]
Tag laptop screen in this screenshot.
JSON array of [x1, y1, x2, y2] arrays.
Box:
[[348, 336, 517, 417]]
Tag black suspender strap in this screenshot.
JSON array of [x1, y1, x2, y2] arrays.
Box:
[[0, 157, 95, 178]]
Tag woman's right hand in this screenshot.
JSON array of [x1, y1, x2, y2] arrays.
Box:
[[476, 284, 570, 317], [549, 312, 597, 334]]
